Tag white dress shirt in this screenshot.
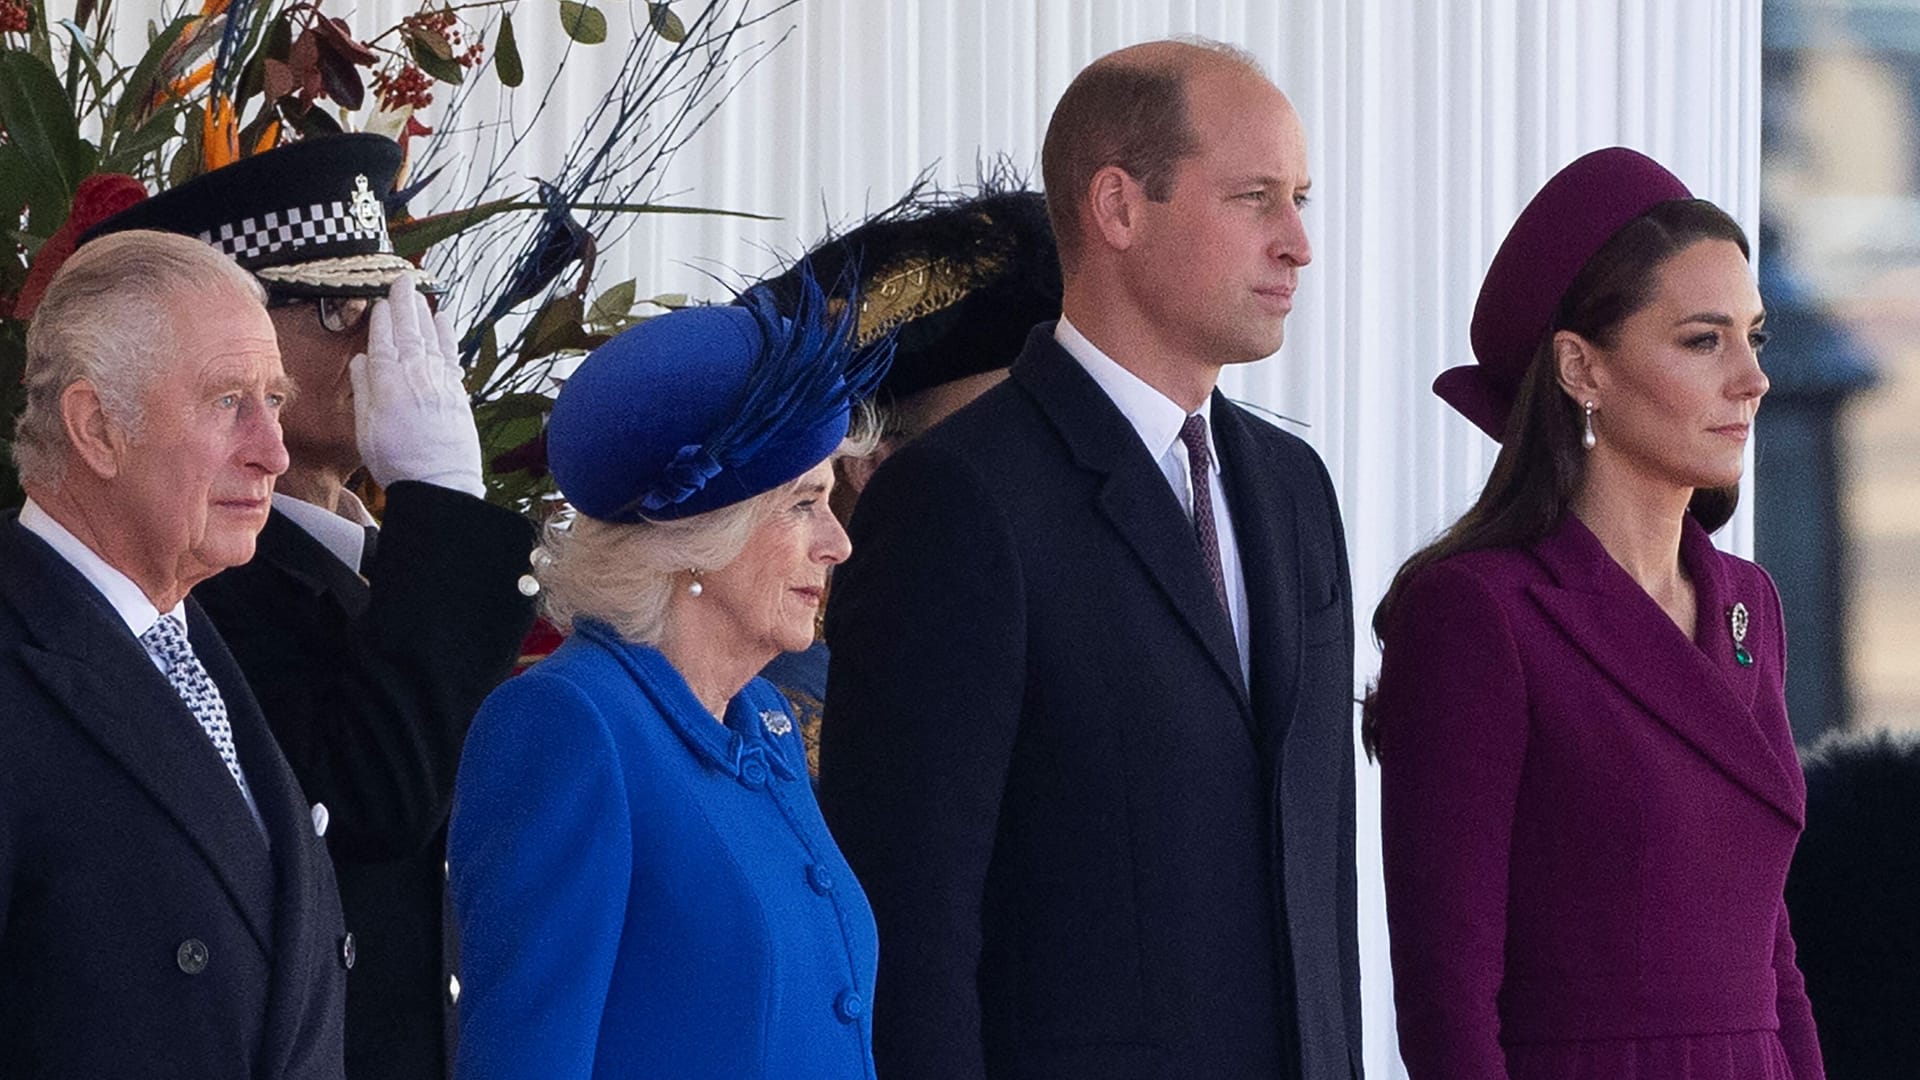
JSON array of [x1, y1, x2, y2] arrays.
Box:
[[1055, 316, 1251, 684], [19, 498, 182, 672], [273, 488, 376, 571]]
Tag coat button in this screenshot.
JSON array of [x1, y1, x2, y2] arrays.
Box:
[[807, 863, 834, 894], [176, 938, 209, 975], [834, 989, 865, 1023], [339, 932, 357, 970], [739, 754, 769, 788]]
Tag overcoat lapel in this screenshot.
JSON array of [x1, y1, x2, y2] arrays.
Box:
[[0, 521, 277, 950], [1526, 514, 1804, 826], [1011, 332, 1252, 724], [1211, 395, 1302, 747], [191, 600, 337, 1080], [252, 508, 370, 612]]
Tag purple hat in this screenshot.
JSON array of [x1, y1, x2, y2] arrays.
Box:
[[1435, 147, 1692, 440]]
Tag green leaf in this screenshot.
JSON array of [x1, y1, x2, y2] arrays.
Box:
[[558, 1, 607, 45], [493, 13, 523, 88], [477, 390, 557, 422], [100, 105, 180, 173], [109, 15, 193, 135], [587, 279, 636, 327], [0, 51, 88, 214], [388, 197, 526, 258], [390, 197, 779, 261], [523, 295, 590, 361], [647, 3, 687, 43], [462, 324, 502, 396], [406, 29, 466, 86]]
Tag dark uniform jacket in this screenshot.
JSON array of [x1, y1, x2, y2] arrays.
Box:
[[820, 325, 1364, 1080], [193, 480, 536, 1080], [0, 515, 348, 1079]]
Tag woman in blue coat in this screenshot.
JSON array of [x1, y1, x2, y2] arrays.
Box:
[[448, 273, 889, 1080]]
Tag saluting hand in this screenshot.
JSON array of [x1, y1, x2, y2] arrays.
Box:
[[350, 274, 486, 498]]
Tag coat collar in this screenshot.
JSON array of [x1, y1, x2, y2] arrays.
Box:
[[577, 620, 798, 784], [1526, 512, 1804, 826], [1010, 326, 1252, 722]]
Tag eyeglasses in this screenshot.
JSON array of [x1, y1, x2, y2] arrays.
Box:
[[269, 293, 374, 335]]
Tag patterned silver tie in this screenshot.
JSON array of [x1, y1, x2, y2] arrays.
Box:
[[141, 614, 262, 825]]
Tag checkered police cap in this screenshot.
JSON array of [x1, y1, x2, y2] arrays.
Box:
[[81, 133, 436, 297]]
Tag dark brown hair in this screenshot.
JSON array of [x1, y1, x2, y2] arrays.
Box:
[[1040, 41, 1261, 272], [1360, 198, 1750, 758]]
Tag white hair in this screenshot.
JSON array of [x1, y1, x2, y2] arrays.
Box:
[[14, 229, 265, 489], [537, 430, 873, 645]]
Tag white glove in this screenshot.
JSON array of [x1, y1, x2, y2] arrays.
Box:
[[349, 275, 486, 498]]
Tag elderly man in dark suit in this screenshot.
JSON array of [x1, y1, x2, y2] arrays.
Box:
[[0, 229, 346, 1078], [819, 38, 1362, 1080], [83, 134, 538, 1080]]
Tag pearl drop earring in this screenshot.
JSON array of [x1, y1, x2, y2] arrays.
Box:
[[687, 570, 703, 597], [1582, 401, 1597, 451]]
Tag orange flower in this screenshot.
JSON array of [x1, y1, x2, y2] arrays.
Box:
[[197, 0, 230, 15], [201, 94, 239, 172], [169, 60, 213, 99], [251, 119, 281, 156]]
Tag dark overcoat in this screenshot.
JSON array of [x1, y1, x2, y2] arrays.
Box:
[[819, 325, 1364, 1080], [0, 516, 348, 1079], [192, 480, 536, 1080], [1375, 513, 1824, 1079]]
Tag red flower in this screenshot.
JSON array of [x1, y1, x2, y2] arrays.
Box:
[[13, 174, 150, 321]]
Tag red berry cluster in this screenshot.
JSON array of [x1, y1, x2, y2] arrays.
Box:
[[402, 7, 485, 69], [0, 0, 32, 33], [373, 63, 434, 111]]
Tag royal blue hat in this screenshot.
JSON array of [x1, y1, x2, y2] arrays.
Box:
[[548, 269, 891, 523]]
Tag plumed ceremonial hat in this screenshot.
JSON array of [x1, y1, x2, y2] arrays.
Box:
[[82, 133, 433, 296], [1434, 146, 1692, 440], [758, 183, 1062, 402], [548, 269, 892, 524]]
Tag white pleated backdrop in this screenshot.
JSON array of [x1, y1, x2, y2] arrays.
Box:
[[117, 1, 1765, 1073]]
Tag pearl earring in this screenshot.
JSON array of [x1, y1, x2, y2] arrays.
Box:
[[1582, 401, 1597, 451], [687, 570, 703, 597]]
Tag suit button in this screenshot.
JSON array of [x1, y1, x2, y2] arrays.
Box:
[[834, 989, 864, 1023], [339, 932, 357, 970], [807, 863, 834, 894], [448, 974, 461, 1005], [176, 938, 209, 975]]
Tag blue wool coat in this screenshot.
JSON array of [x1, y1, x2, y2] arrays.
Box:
[[448, 621, 878, 1080]]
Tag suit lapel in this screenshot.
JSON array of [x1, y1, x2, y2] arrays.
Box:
[[1011, 331, 1251, 722], [1212, 396, 1302, 748], [1526, 514, 1804, 826], [0, 521, 277, 950]]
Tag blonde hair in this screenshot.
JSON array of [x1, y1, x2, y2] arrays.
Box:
[[15, 230, 264, 488], [537, 428, 872, 644]]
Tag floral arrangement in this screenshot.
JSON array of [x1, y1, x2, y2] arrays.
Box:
[[0, 0, 792, 510]]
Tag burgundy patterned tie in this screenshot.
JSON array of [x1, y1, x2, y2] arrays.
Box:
[[1178, 414, 1230, 617]]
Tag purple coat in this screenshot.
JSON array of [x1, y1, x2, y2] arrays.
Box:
[[1375, 513, 1824, 1080]]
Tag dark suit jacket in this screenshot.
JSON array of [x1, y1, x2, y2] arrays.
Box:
[[193, 481, 537, 1080], [1375, 513, 1823, 1079], [0, 515, 347, 1079], [819, 326, 1363, 1080]]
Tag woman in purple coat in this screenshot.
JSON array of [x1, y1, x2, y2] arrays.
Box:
[[1368, 147, 1824, 1080]]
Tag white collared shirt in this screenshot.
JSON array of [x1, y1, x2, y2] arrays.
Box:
[[273, 489, 375, 571], [1055, 316, 1250, 684], [19, 498, 182, 672]]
